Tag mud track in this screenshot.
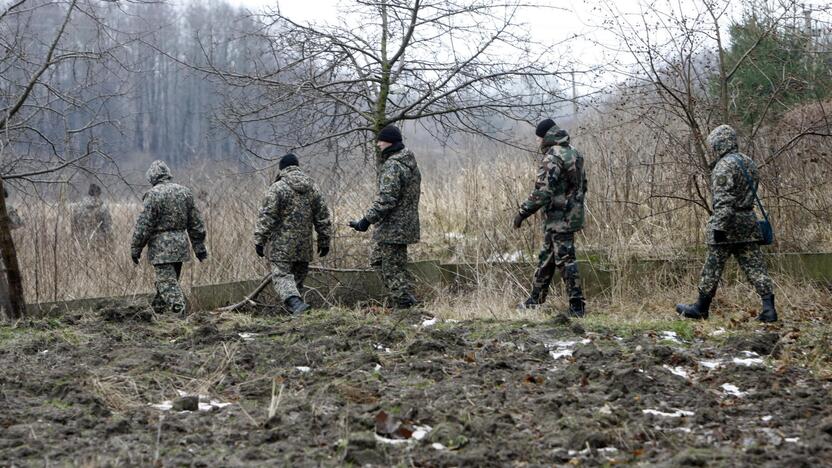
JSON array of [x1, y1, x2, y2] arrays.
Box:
[[1, 307, 831, 466]]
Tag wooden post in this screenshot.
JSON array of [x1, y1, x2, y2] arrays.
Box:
[[0, 177, 25, 319]]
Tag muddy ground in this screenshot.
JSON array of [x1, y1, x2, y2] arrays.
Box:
[[1, 304, 831, 467]]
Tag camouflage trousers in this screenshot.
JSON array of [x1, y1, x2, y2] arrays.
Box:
[[370, 242, 414, 302], [698, 243, 773, 297], [531, 231, 583, 302], [152, 262, 185, 314], [270, 261, 309, 302]]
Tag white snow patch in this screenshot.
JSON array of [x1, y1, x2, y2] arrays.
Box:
[[445, 232, 465, 241], [374, 364, 382, 372], [487, 250, 524, 262], [546, 340, 580, 361], [740, 350, 760, 357], [150, 401, 173, 411], [643, 409, 695, 418], [549, 349, 574, 360], [373, 343, 391, 353], [721, 383, 747, 397], [785, 437, 800, 443], [711, 328, 727, 336], [732, 357, 765, 367], [432, 442, 447, 450], [762, 415, 773, 422], [374, 425, 432, 445], [295, 366, 312, 373], [699, 360, 723, 369], [663, 365, 689, 379], [420, 317, 438, 327], [38, 349, 49, 355], [238, 332, 258, 342], [659, 331, 682, 343], [598, 404, 613, 415], [198, 400, 232, 411]]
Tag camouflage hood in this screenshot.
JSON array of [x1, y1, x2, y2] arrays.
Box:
[[540, 125, 570, 152], [146, 160, 173, 186], [386, 147, 418, 172], [278, 165, 312, 194], [707, 124, 738, 157]]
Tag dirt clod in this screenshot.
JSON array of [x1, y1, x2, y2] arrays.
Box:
[[172, 396, 199, 411]]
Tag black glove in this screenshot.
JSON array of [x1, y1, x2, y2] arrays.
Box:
[[513, 212, 529, 229], [255, 244, 265, 258], [713, 230, 727, 243], [131, 251, 140, 265], [196, 250, 208, 262], [318, 243, 330, 258], [349, 218, 371, 232]]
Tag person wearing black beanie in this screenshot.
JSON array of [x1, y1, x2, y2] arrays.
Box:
[[377, 125, 403, 144], [348, 123, 421, 310], [513, 120, 588, 317], [254, 151, 332, 316], [279, 153, 300, 170], [535, 118, 557, 138]]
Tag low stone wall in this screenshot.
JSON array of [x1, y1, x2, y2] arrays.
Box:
[[23, 252, 832, 315]]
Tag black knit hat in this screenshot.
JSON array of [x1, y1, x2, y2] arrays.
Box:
[[535, 118, 557, 138], [377, 125, 403, 143], [279, 153, 299, 170]]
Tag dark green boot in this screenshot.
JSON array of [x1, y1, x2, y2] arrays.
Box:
[[676, 292, 712, 320], [757, 294, 778, 323]]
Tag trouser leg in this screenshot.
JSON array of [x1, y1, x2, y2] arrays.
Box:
[[271, 261, 301, 302], [697, 246, 731, 297], [154, 262, 185, 314], [552, 232, 583, 301], [734, 243, 774, 297], [371, 242, 414, 302]]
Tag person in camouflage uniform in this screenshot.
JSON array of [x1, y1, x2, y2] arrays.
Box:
[[254, 154, 332, 315], [130, 160, 208, 315], [349, 125, 421, 309], [676, 125, 777, 323], [71, 183, 112, 243], [514, 119, 588, 316], [4, 188, 23, 230]]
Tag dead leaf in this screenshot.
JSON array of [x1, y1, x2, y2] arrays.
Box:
[[463, 352, 476, 363], [374, 410, 414, 439]]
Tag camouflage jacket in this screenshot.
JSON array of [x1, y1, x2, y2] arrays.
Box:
[[254, 166, 331, 262], [519, 127, 587, 233], [131, 161, 207, 265], [364, 144, 421, 244], [71, 196, 112, 241], [707, 152, 762, 245]]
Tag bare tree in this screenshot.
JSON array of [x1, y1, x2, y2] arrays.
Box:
[[0, 0, 138, 318], [187, 0, 579, 169]]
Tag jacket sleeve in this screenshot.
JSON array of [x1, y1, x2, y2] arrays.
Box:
[[364, 160, 404, 224], [131, 193, 157, 256], [253, 184, 282, 246], [710, 160, 738, 231], [186, 193, 207, 255], [311, 186, 332, 248], [520, 156, 561, 216]]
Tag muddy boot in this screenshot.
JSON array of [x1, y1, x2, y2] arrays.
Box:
[[675, 292, 711, 320], [284, 296, 310, 316], [394, 293, 419, 310], [568, 297, 585, 318], [757, 294, 778, 323], [517, 288, 543, 310]]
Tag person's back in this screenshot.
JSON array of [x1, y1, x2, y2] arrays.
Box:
[[254, 154, 331, 315]]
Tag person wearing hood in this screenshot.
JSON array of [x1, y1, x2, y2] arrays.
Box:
[[71, 183, 112, 243], [254, 154, 332, 315], [131, 160, 208, 315], [349, 125, 421, 309], [676, 125, 777, 323], [513, 119, 588, 316]]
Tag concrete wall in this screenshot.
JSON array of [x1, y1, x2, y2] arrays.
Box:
[[23, 253, 832, 315]]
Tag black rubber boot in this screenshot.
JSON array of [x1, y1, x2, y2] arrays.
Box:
[[394, 293, 419, 310], [568, 297, 586, 318], [517, 288, 543, 310], [675, 292, 712, 320], [285, 296, 310, 316], [757, 294, 778, 323]]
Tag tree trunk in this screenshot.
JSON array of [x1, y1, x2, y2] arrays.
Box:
[[0, 177, 25, 320]]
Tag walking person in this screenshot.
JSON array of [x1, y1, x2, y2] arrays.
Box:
[[513, 119, 588, 317]]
